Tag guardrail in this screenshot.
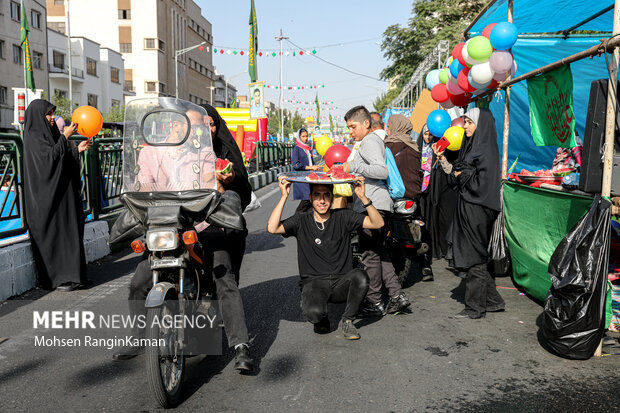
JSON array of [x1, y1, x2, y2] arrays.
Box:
[[252, 142, 294, 174], [0, 132, 123, 240]]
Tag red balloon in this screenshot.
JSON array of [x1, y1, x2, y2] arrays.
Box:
[[451, 118, 465, 128], [457, 68, 476, 93], [451, 93, 472, 107], [431, 83, 450, 103], [482, 23, 497, 40], [324, 145, 351, 168], [487, 79, 500, 90], [452, 42, 465, 61]]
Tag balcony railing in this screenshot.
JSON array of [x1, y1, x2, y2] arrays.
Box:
[[47, 64, 84, 79]]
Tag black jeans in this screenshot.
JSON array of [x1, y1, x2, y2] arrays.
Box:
[[464, 263, 506, 317], [128, 226, 249, 348], [300, 268, 369, 323]]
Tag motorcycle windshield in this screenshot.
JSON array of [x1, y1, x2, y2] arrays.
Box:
[[122, 98, 217, 193]]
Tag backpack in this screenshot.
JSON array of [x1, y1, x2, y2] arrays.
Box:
[[385, 147, 406, 199]]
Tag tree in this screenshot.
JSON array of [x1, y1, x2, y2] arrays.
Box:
[[381, 0, 486, 89], [373, 89, 400, 113], [267, 109, 305, 139], [50, 90, 77, 121]]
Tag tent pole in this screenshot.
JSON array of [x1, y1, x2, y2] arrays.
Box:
[[501, 0, 514, 179], [463, 0, 500, 38], [601, 0, 620, 199]]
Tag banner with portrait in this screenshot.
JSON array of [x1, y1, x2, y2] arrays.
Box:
[[248, 81, 265, 119]]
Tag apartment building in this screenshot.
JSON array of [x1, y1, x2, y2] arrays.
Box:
[[46, 0, 215, 104], [0, 0, 49, 131], [47, 28, 130, 113], [212, 73, 237, 108]]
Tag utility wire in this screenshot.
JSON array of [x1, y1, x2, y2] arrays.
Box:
[[285, 38, 387, 82]]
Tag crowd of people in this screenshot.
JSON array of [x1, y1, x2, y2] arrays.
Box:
[[22, 98, 505, 373]]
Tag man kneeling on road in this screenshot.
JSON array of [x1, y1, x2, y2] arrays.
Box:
[[267, 175, 384, 339]]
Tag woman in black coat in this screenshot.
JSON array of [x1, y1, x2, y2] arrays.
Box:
[[200, 104, 252, 283], [23, 99, 92, 291], [433, 108, 505, 319]]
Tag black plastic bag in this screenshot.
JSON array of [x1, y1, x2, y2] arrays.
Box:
[[488, 186, 510, 275], [542, 195, 610, 360]]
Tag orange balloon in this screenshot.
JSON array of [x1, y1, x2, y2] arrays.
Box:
[[323, 164, 329, 172], [71, 105, 103, 137]]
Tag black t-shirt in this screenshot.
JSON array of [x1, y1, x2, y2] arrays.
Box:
[[282, 209, 365, 277]]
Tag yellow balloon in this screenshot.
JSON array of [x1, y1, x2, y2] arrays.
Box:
[[316, 136, 333, 156], [443, 126, 464, 151]]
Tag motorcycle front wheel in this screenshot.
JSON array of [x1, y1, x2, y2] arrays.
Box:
[[146, 301, 185, 408]]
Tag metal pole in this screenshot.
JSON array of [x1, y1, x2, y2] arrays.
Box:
[[210, 85, 213, 105], [501, 0, 514, 179], [21, 0, 27, 104], [225, 76, 228, 107], [275, 29, 288, 142], [173, 9, 177, 99], [66, 0, 72, 108], [601, 0, 620, 198]]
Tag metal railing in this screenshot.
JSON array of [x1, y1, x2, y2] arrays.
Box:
[[0, 132, 124, 240], [252, 142, 294, 174]]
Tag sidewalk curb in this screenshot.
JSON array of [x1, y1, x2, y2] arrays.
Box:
[[248, 165, 293, 191]]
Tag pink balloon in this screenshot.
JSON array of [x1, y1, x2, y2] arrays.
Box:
[[440, 99, 455, 109], [446, 79, 465, 95], [493, 71, 507, 81], [489, 50, 513, 73], [511, 59, 518, 76], [451, 118, 465, 128]]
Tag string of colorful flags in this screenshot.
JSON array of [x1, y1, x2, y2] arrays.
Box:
[[265, 84, 326, 90], [284, 100, 335, 105], [201, 45, 319, 57], [293, 107, 338, 111]]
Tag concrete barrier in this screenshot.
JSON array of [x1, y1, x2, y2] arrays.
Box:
[[248, 165, 293, 190], [0, 221, 110, 300]]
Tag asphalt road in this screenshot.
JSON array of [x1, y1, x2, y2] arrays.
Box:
[[1, 182, 619, 412]]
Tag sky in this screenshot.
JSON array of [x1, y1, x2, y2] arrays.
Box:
[[194, 0, 413, 126]]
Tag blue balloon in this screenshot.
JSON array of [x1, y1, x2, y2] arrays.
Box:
[[490, 22, 518, 51], [426, 109, 452, 138], [449, 59, 464, 79], [425, 69, 441, 90], [467, 71, 491, 90]]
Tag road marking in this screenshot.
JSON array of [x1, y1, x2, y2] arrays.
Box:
[[258, 185, 280, 202]]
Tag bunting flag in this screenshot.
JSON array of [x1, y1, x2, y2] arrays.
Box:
[[248, 0, 258, 83], [213, 48, 317, 57], [284, 99, 335, 104], [315, 94, 320, 122], [20, 1, 35, 92], [265, 84, 326, 90]]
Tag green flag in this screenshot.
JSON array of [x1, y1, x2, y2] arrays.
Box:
[[248, 0, 258, 82], [315, 94, 320, 123], [527, 65, 576, 148], [20, 2, 35, 92], [329, 114, 334, 133]]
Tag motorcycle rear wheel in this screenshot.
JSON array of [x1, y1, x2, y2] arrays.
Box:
[[146, 302, 185, 408]]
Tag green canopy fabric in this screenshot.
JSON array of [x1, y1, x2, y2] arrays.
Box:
[[503, 181, 593, 301]]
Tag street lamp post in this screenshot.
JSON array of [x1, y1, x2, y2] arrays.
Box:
[[174, 41, 206, 99], [275, 29, 289, 142]]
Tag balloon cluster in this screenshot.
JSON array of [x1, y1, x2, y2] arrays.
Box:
[[426, 22, 519, 108]]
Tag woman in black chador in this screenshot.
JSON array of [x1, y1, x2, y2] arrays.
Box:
[[433, 107, 505, 319], [23, 99, 91, 291]]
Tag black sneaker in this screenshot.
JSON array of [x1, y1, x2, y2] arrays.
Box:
[[313, 316, 330, 334], [452, 309, 485, 319], [386, 293, 411, 314], [234, 344, 254, 372], [358, 300, 385, 318], [341, 319, 360, 340], [421, 267, 434, 282]]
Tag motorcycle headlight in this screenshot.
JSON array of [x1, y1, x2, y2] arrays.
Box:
[[145, 229, 179, 251]]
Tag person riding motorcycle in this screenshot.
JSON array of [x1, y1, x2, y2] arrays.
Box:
[[113, 105, 254, 373]]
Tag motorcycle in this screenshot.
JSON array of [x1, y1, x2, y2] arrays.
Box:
[[350, 198, 428, 285], [386, 198, 429, 285], [110, 98, 246, 407]]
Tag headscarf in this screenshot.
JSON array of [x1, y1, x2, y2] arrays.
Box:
[[419, 124, 433, 192], [385, 114, 419, 152], [295, 128, 312, 165], [455, 107, 501, 211], [199, 103, 252, 209]]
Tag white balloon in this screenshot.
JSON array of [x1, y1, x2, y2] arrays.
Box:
[[470, 62, 495, 84]]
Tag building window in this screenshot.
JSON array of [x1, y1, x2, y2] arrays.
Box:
[[54, 89, 67, 99], [119, 43, 132, 53], [118, 9, 131, 20], [86, 58, 97, 76], [53, 50, 65, 69], [31, 10, 41, 29], [10, 1, 20, 21], [0, 41, 4, 59], [0, 87, 7, 105], [87, 94, 98, 108], [144, 38, 156, 49], [111, 99, 121, 108], [159, 83, 166, 94], [158, 40, 165, 52], [13, 44, 22, 64], [110, 67, 120, 83], [33, 51, 43, 69], [145, 81, 157, 92], [124, 80, 134, 92], [48, 22, 66, 35]]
